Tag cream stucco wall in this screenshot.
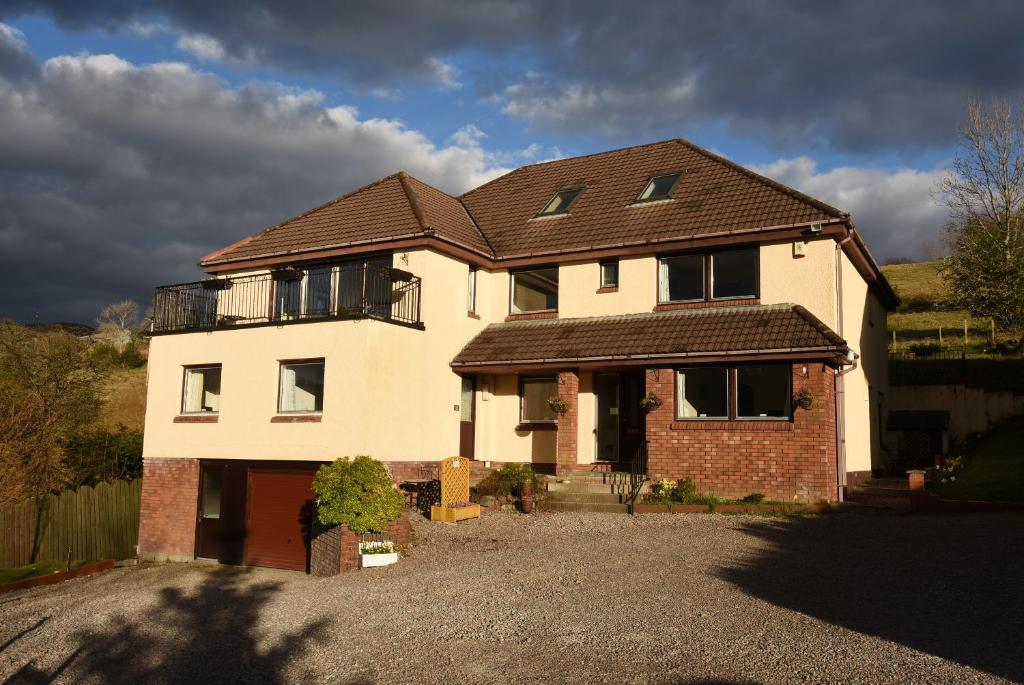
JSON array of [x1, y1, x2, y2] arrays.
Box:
[[839, 250, 890, 474], [558, 258, 657, 318], [759, 238, 837, 327], [143, 248, 487, 463]]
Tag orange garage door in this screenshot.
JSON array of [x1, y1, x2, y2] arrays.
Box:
[[245, 469, 315, 571]]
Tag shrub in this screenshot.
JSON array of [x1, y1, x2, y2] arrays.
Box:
[[741, 493, 766, 504], [671, 477, 699, 503], [312, 456, 405, 534], [64, 424, 144, 486], [88, 342, 146, 370], [475, 463, 541, 497]]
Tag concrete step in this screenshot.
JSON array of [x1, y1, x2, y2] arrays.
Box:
[[543, 492, 625, 505], [546, 481, 620, 494], [536, 500, 630, 514], [845, 492, 911, 508]]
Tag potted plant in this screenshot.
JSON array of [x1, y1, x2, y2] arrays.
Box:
[[358, 541, 399, 568], [794, 388, 814, 410], [639, 391, 662, 412], [547, 396, 569, 415]]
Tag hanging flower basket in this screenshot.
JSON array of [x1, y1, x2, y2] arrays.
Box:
[[794, 389, 814, 410], [639, 391, 663, 412], [547, 397, 569, 415]]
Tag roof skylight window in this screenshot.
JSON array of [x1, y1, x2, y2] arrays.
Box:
[[537, 188, 583, 216], [637, 173, 682, 202]]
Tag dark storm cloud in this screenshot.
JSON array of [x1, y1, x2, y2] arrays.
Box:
[[5, 0, 1024, 153], [0, 45, 512, 324]]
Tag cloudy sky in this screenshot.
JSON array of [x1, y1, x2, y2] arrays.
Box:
[[2, 1, 1023, 324]]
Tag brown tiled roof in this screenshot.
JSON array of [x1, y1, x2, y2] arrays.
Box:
[[451, 304, 846, 368], [200, 172, 490, 265], [460, 139, 845, 258], [201, 138, 849, 267]]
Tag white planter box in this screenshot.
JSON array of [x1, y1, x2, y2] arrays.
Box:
[[360, 551, 399, 568]]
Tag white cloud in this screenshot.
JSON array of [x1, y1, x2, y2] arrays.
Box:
[[425, 56, 462, 90], [750, 157, 950, 260], [175, 33, 227, 62], [0, 37, 518, 322]]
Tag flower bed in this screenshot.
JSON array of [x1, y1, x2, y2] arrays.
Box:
[[634, 477, 831, 515], [0, 559, 114, 595]]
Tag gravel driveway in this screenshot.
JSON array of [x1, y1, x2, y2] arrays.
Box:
[[1, 510, 1022, 684]]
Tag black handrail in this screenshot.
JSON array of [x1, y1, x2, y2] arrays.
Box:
[[627, 440, 648, 510], [151, 264, 423, 333]]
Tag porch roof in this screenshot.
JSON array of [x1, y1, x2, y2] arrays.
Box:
[[451, 304, 847, 372]]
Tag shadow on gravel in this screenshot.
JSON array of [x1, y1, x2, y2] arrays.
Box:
[[6, 567, 330, 684], [717, 512, 1024, 682]]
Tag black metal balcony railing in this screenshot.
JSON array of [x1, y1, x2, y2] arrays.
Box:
[[151, 264, 422, 333]]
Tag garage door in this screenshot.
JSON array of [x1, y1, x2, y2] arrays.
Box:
[[245, 469, 315, 571]]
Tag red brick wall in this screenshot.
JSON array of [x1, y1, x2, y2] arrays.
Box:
[[556, 370, 579, 474], [645, 363, 838, 502], [138, 458, 200, 561]]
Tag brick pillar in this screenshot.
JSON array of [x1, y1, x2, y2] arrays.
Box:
[[556, 369, 579, 475], [138, 458, 200, 562]]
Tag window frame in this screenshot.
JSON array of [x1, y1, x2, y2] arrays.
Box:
[[519, 375, 559, 424], [276, 358, 326, 414], [635, 172, 682, 203], [535, 187, 584, 217], [180, 364, 222, 415], [674, 364, 792, 422], [509, 266, 559, 314], [658, 246, 760, 305], [599, 259, 619, 288], [674, 366, 730, 421]]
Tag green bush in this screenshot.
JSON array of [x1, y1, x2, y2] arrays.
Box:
[[88, 342, 146, 370], [741, 493, 766, 504], [671, 477, 699, 503], [475, 463, 541, 497], [312, 456, 405, 534], [64, 424, 143, 486]]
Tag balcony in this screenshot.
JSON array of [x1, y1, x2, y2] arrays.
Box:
[[151, 264, 423, 334]]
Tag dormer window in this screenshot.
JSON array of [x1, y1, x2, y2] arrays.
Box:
[[537, 188, 583, 216], [637, 173, 681, 202]]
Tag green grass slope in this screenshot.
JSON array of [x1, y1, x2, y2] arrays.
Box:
[[931, 416, 1024, 502]]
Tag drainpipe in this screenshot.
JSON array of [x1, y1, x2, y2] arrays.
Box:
[[834, 234, 856, 501]]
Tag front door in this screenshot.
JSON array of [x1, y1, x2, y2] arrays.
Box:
[[196, 462, 225, 560], [459, 376, 476, 459], [594, 373, 620, 462]]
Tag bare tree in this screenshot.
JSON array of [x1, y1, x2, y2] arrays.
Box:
[[937, 97, 1024, 334], [96, 300, 141, 352]]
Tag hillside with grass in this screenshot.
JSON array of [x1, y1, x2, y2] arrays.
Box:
[[882, 260, 1017, 353]]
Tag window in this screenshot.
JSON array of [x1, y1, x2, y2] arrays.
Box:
[[304, 266, 333, 316], [675, 367, 728, 419], [279, 360, 325, 413], [511, 267, 558, 313], [520, 376, 557, 422], [182, 365, 221, 414], [736, 365, 790, 419], [600, 259, 619, 288], [675, 364, 792, 420], [637, 173, 681, 202], [537, 188, 583, 216], [658, 254, 704, 302], [467, 266, 477, 312], [711, 248, 758, 299], [201, 468, 221, 519], [658, 246, 758, 303]]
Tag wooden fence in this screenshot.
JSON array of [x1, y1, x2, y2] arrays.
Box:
[[0, 479, 141, 568]]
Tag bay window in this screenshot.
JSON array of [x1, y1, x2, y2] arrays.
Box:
[[675, 363, 791, 420]]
